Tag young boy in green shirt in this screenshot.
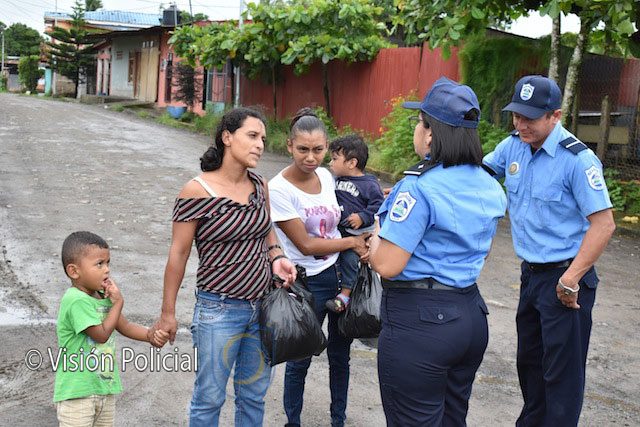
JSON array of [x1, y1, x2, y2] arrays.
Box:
[[54, 231, 168, 426]]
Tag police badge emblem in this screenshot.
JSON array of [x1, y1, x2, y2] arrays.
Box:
[[390, 191, 416, 222], [520, 83, 535, 101], [508, 162, 520, 175], [585, 165, 604, 190]]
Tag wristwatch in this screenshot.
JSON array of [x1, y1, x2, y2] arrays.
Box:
[[558, 279, 580, 296]]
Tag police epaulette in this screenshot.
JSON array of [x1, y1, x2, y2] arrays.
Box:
[[510, 129, 519, 136], [558, 136, 587, 155], [403, 160, 438, 176]]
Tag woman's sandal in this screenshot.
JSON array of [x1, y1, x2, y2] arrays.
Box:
[[325, 294, 350, 313]]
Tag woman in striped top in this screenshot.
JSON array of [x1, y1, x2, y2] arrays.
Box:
[[156, 107, 296, 427]]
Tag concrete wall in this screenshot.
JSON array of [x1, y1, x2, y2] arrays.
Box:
[[110, 37, 145, 98]]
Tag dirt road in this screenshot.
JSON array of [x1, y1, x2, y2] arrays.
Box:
[[1, 93, 639, 426]]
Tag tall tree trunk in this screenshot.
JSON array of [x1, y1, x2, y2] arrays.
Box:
[[548, 15, 561, 82], [561, 17, 589, 125], [322, 63, 331, 117]]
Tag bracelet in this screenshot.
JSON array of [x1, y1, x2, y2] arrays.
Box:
[[558, 278, 580, 296], [267, 244, 282, 252], [271, 254, 288, 264]]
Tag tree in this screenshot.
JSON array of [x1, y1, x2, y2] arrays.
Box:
[[279, 0, 392, 117], [85, 0, 102, 11], [172, 0, 390, 117], [18, 55, 40, 92], [180, 11, 209, 23], [394, 0, 639, 124], [3, 23, 43, 56], [172, 62, 202, 111], [47, 1, 97, 98], [539, 1, 639, 122]]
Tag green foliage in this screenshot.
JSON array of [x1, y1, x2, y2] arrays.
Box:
[[459, 34, 548, 126], [171, 0, 391, 116], [85, 0, 102, 11], [170, 21, 240, 70], [373, 95, 420, 178], [539, 0, 640, 58], [392, 0, 530, 57], [194, 109, 223, 137], [477, 120, 508, 154], [604, 169, 640, 214], [2, 22, 43, 56], [46, 1, 98, 98], [180, 11, 209, 24], [110, 103, 125, 112], [278, 0, 391, 74], [156, 112, 186, 129], [136, 110, 151, 119], [18, 55, 40, 92], [0, 74, 8, 92]]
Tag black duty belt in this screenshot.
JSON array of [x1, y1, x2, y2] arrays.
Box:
[[382, 277, 457, 291], [524, 258, 573, 272]]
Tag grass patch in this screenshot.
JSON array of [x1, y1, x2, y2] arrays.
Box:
[[136, 110, 151, 119], [110, 103, 125, 112]]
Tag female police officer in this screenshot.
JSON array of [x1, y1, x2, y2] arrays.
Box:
[[370, 77, 507, 426]]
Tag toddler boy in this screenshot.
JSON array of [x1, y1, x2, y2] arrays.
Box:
[[327, 135, 384, 312], [54, 231, 167, 426]]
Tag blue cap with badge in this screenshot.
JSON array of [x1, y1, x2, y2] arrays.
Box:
[[502, 75, 562, 119], [402, 76, 480, 129]]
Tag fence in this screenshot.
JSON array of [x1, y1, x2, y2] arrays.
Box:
[[572, 54, 640, 180], [240, 45, 460, 137], [238, 41, 640, 180]]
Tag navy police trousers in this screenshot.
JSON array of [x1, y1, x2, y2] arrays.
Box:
[[516, 262, 598, 427], [378, 285, 489, 426]]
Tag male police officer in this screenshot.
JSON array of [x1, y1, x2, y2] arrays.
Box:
[[483, 75, 616, 426]]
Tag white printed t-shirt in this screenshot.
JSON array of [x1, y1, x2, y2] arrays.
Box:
[[269, 167, 341, 276]]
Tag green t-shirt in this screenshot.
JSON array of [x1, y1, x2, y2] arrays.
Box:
[[53, 287, 122, 402]]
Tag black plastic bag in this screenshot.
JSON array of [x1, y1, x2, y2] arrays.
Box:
[[260, 271, 327, 366], [338, 263, 382, 338]]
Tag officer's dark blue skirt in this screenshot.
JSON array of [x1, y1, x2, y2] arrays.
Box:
[[377, 281, 489, 426]]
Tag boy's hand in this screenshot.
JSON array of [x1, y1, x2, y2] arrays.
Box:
[[346, 213, 363, 229], [102, 278, 123, 304]]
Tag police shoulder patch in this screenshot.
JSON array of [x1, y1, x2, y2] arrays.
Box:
[[585, 165, 604, 190], [390, 191, 417, 222]]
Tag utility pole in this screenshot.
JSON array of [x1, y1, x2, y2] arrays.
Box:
[[234, 0, 244, 107], [52, 0, 58, 95], [1, 30, 5, 75]]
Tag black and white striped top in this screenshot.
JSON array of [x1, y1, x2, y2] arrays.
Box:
[[172, 170, 272, 300]]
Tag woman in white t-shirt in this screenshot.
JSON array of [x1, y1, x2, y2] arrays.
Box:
[[269, 108, 369, 427]]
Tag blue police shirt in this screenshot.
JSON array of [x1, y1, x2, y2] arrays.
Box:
[[377, 163, 507, 287], [483, 122, 612, 263]]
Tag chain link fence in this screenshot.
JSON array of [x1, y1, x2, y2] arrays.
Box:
[[569, 53, 640, 181]]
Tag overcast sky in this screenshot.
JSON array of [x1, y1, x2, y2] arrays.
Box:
[[0, 0, 580, 39]]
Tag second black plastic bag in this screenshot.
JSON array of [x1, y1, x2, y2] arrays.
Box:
[[260, 268, 327, 366], [338, 263, 382, 338]]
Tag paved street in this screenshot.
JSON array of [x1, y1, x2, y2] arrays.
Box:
[[1, 93, 639, 426]]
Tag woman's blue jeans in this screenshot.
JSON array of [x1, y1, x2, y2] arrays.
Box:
[[283, 265, 353, 427], [189, 291, 271, 427]]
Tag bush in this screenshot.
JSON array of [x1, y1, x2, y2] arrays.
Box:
[[372, 95, 421, 178], [18, 55, 40, 93], [605, 169, 640, 214], [0, 74, 7, 91], [478, 120, 509, 155]]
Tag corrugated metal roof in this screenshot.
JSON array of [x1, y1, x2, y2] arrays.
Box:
[[44, 10, 161, 27]]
